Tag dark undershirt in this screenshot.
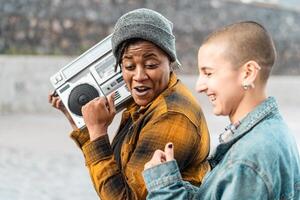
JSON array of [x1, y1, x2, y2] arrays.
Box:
[[111, 117, 133, 169]]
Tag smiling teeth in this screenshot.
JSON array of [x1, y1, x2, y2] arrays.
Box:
[[135, 86, 149, 92], [135, 86, 148, 91], [137, 86, 147, 89]]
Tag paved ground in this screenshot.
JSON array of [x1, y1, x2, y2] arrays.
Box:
[[0, 75, 299, 200]]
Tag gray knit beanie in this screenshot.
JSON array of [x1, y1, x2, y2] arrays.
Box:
[[112, 8, 180, 68]]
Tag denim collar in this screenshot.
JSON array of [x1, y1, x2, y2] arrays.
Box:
[[209, 97, 278, 168]]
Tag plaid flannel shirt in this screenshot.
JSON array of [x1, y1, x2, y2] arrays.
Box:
[[70, 72, 210, 200]]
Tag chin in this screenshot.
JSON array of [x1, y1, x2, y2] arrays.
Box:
[[134, 98, 150, 107], [214, 110, 228, 117], [136, 102, 148, 106], [213, 109, 222, 116], [213, 112, 221, 116]]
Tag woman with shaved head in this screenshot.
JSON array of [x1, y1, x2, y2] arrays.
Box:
[[143, 21, 300, 200]]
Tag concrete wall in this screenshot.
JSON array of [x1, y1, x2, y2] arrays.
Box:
[[1, 55, 300, 114], [0, 55, 73, 114], [1, 0, 300, 74]]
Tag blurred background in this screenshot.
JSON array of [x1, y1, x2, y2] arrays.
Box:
[[0, 0, 299, 199]]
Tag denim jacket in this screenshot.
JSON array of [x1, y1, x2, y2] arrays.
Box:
[[143, 97, 300, 200]]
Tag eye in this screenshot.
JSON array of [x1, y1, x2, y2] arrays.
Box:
[[206, 72, 212, 77], [122, 63, 135, 71], [145, 63, 159, 69], [203, 70, 212, 77]]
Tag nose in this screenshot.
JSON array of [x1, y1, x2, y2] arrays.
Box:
[[133, 66, 148, 82], [195, 75, 207, 93]]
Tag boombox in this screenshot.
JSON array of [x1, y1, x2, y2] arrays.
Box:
[[50, 34, 132, 129]]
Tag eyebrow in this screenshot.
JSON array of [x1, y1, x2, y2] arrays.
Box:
[[122, 54, 133, 60], [143, 53, 158, 59], [122, 52, 158, 60]]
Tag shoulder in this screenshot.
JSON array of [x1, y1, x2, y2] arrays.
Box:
[[164, 80, 200, 110], [202, 160, 271, 199], [153, 80, 205, 126], [220, 117, 300, 198], [231, 114, 293, 160]]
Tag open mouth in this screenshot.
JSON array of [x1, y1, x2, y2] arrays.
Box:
[[133, 86, 151, 96]]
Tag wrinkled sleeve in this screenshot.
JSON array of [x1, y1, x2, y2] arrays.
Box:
[[70, 129, 129, 200], [70, 112, 206, 200], [143, 160, 270, 200], [143, 160, 199, 200], [83, 135, 129, 199]]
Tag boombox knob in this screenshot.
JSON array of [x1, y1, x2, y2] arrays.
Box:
[[68, 83, 99, 116]]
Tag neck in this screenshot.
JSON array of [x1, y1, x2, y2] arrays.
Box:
[[229, 87, 266, 124]]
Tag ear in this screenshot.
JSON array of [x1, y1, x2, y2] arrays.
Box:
[[240, 60, 261, 85]]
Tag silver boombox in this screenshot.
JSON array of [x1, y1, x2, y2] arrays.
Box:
[[50, 34, 132, 129]]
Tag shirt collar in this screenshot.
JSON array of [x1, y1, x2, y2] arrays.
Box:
[[234, 96, 278, 139]]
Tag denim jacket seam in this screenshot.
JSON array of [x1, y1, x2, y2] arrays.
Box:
[[221, 158, 274, 199]]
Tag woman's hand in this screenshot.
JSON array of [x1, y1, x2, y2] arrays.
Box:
[[81, 93, 116, 141], [48, 91, 77, 130], [144, 142, 174, 170]]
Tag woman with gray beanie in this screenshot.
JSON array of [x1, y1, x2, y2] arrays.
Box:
[[50, 8, 210, 200]]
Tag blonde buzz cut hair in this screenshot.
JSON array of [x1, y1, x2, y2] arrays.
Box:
[[203, 21, 276, 82]]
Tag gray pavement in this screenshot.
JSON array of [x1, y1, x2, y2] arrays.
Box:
[[0, 75, 299, 200]]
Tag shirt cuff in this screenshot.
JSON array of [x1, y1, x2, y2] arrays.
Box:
[[70, 128, 90, 148], [82, 134, 113, 165], [143, 160, 183, 192]]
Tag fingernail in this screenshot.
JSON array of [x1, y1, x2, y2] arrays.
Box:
[[168, 143, 173, 149]]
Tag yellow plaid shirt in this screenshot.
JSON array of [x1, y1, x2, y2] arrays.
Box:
[[70, 72, 210, 200]]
